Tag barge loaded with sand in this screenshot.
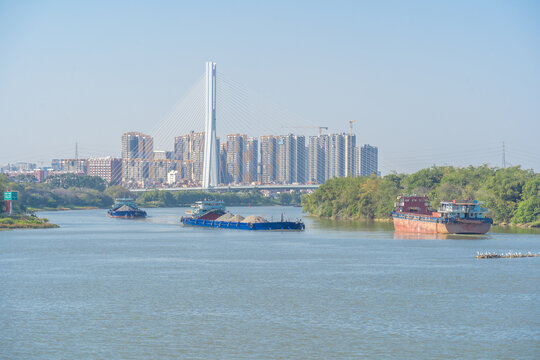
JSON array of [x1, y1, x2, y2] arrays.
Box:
[[181, 200, 305, 231], [108, 198, 147, 218]]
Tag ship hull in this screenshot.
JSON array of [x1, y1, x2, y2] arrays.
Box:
[[181, 217, 305, 231], [108, 210, 147, 218], [392, 213, 491, 234]]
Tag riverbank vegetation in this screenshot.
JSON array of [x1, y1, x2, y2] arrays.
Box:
[[136, 189, 302, 207], [0, 174, 302, 213], [302, 165, 540, 227], [3, 165, 538, 227], [0, 214, 59, 229], [0, 174, 115, 213]]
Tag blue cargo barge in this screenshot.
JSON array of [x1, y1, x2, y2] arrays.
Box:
[[108, 198, 147, 218], [181, 200, 304, 231]]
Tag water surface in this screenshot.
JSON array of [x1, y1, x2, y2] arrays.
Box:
[[1, 207, 538, 359]]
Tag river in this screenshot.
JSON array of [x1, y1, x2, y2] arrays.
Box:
[[1, 206, 538, 359]]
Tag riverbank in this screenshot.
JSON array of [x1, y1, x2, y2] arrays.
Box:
[[29, 206, 100, 212], [495, 221, 540, 228], [0, 215, 59, 229]]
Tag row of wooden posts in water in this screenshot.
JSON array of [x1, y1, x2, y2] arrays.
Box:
[[476, 251, 540, 259]]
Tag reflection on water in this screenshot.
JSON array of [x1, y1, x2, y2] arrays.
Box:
[[393, 232, 489, 240], [308, 215, 540, 236], [490, 225, 540, 234], [308, 216, 394, 232]]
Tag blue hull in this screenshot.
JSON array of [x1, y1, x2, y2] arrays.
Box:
[[181, 218, 304, 231], [108, 210, 147, 218]]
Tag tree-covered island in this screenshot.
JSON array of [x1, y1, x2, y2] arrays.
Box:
[[302, 165, 540, 227]]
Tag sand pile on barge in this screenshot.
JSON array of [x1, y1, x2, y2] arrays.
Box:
[[229, 214, 245, 222], [241, 215, 268, 223], [116, 205, 135, 211], [216, 213, 233, 221]]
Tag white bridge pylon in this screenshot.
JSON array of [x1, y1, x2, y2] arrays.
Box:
[[202, 61, 218, 188]]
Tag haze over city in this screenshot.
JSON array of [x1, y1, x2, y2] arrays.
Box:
[[2, 2, 540, 359], [1, 0, 539, 173]]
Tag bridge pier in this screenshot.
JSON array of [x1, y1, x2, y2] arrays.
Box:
[[202, 61, 218, 189]]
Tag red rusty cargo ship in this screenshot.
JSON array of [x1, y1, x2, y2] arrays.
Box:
[[391, 196, 492, 234]]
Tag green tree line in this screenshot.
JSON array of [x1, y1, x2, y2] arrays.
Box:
[[302, 165, 540, 226], [0, 174, 116, 212], [136, 189, 302, 207], [0, 173, 303, 213]]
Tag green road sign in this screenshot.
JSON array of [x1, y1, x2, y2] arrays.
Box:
[[4, 192, 17, 200]]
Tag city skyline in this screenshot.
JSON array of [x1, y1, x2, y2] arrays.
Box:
[[117, 129, 377, 187], [0, 128, 379, 189], [1, 1, 539, 173]]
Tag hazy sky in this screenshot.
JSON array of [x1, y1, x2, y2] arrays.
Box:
[[1, 0, 539, 174]]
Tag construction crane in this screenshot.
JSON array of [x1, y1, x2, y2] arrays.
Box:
[[349, 120, 356, 135], [281, 126, 328, 136]]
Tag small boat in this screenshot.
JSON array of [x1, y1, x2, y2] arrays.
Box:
[[391, 196, 492, 234], [181, 200, 305, 231], [108, 198, 147, 218]]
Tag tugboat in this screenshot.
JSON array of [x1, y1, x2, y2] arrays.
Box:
[[181, 200, 305, 231], [391, 196, 492, 234], [108, 198, 147, 218]]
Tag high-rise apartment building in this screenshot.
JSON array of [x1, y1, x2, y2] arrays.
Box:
[[242, 137, 258, 184], [327, 133, 346, 179], [226, 134, 246, 184], [308, 135, 327, 184], [354, 147, 362, 177], [174, 131, 205, 183], [277, 135, 294, 184], [87, 157, 122, 184], [122, 132, 153, 160], [275, 134, 305, 184], [360, 144, 378, 176], [122, 132, 153, 186], [294, 135, 306, 184], [307, 133, 353, 183], [260, 135, 278, 184], [344, 134, 356, 177]]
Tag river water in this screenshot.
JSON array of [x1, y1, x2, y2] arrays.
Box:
[[1, 206, 538, 359]]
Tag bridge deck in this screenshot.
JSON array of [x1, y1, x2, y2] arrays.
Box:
[[130, 184, 320, 192]]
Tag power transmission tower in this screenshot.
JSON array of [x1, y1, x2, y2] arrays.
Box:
[[502, 142, 506, 168], [75, 142, 79, 160]]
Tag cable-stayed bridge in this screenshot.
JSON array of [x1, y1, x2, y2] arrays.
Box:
[[135, 61, 325, 193], [128, 61, 536, 193], [18, 61, 536, 189]]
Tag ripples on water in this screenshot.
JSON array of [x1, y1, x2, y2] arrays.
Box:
[[1, 207, 539, 359]]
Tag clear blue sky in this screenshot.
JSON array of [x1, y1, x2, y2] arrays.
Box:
[[1, 0, 539, 173]]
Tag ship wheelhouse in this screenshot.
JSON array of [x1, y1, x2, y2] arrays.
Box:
[[394, 196, 432, 215], [438, 200, 488, 220], [189, 200, 226, 217]]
